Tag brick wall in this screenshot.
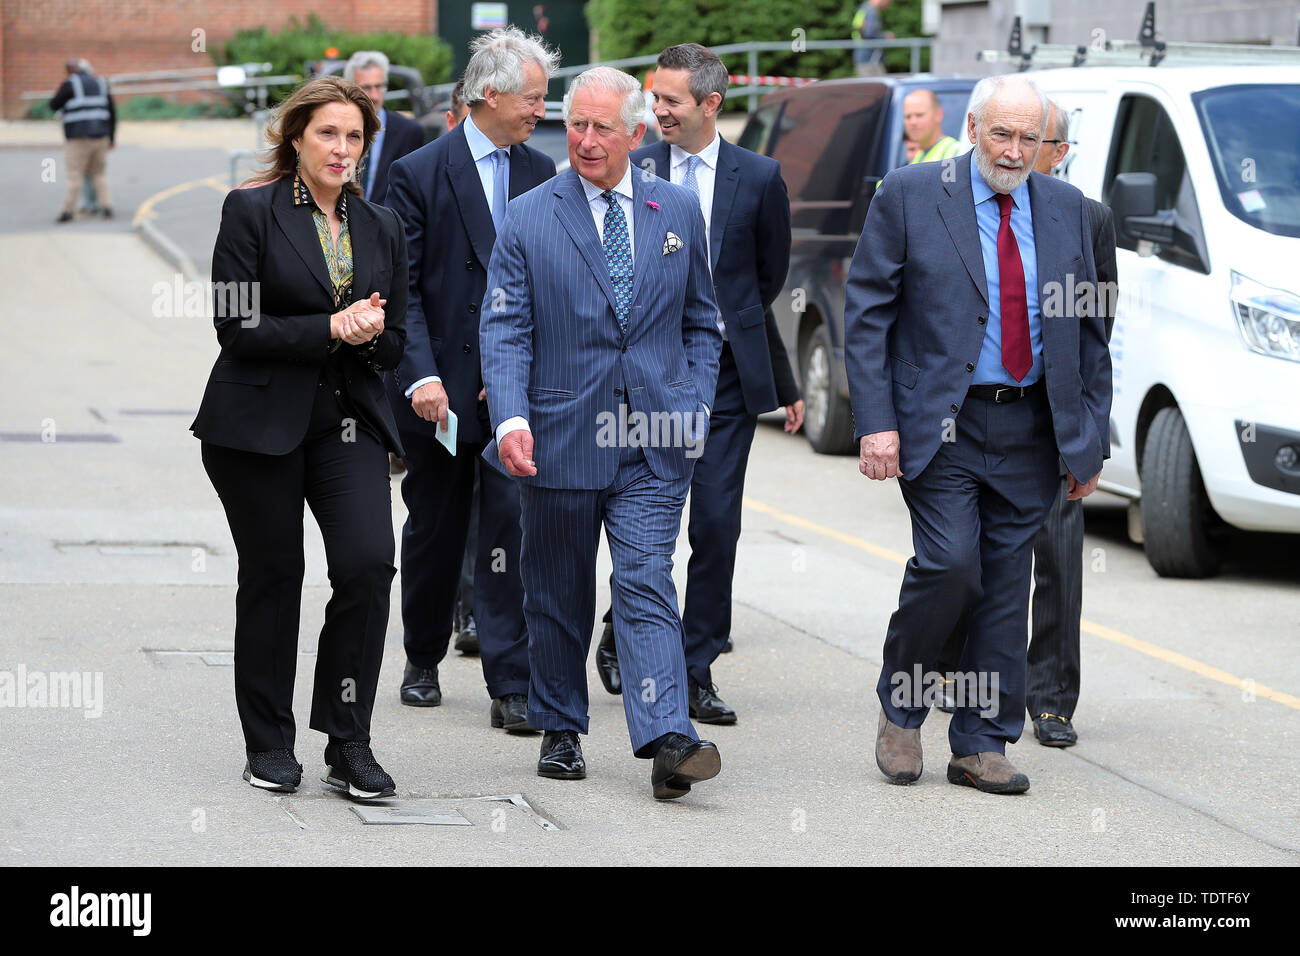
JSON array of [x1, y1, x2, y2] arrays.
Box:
[[2, 0, 436, 118]]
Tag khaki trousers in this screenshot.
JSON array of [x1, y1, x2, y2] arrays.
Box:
[[63, 137, 111, 214]]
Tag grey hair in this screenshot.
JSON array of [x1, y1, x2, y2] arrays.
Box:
[[344, 50, 389, 83], [1046, 98, 1069, 141], [968, 74, 1049, 135], [462, 26, 559, 106], [656, 43, 729, 105], [563, 67, 645, 136]]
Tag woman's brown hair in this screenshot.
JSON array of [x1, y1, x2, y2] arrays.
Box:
[[242, 75, 380, 196]]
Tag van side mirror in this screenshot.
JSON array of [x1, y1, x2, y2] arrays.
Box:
[[1110, 172, 1175, 246]]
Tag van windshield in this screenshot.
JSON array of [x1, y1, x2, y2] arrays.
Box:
[[1193, 83, 1300, 239]]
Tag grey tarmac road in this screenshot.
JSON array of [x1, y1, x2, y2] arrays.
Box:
[[1, 126, 1297, 867]]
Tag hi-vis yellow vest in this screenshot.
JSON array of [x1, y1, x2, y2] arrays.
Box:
[[909, 135, 961, 164]]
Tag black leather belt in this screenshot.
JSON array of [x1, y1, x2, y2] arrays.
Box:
[[966, 380, 1043, 403]]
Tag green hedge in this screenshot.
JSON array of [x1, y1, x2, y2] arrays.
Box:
[[586, 0, 928, 100], [218, 13, 453, 104]]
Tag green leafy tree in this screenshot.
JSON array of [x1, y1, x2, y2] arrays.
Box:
[[586, 0, 928, 93], [219, 14, 452, 106]]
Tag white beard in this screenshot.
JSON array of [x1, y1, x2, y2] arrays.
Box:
[[974, 134, 1033, 193]]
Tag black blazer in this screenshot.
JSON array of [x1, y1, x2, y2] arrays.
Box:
[[383, 120, 556, 444], [631, 137, 797, 415], [366, 109, 425, 205], [1085, 197, 1119, 340], [190, 175, 409, 456]]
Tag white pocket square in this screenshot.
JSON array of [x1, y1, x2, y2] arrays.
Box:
[[662, 232, 683, 255]]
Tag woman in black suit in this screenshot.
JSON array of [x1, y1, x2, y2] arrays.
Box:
[[191, 76, 408, 799]]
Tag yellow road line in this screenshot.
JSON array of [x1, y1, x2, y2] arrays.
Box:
[[132, 175, 230, 227], [742, 495, 1300, 712]]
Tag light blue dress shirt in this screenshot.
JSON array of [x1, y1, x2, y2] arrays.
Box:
[[405, 111, 511, 398], [462, 111, 509, 219], [970, 163, 1042, 386], [365, 108, 387, 200]]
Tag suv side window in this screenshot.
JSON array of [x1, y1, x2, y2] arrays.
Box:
[[771, 84, 888, 237], [738, 103, 782, 156], [1103, 94, 1209, 273]]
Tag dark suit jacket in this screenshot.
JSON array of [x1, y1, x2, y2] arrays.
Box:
[[190, 176, 409, 456], [384, 121, 557, 445], [1085, 197, 1118, 339], [631, 137, 798, 414], [844, 152, 1112, 481], [366, 109, 424, 205]]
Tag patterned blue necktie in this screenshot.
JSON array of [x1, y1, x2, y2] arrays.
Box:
[[602, 189, 633, 334], [491, 148, 509, 232], [682, 154, 702, 197]]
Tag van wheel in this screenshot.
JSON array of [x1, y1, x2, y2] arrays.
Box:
[[1139, 406, 1226, 578], [801, 324, 856, 455]]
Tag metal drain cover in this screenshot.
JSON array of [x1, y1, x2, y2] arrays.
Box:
[[350, 805, 471, 826]]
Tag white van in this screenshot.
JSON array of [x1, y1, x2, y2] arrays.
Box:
[[1000, 66, 1300, 577]]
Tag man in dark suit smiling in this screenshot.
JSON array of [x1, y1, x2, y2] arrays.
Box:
[[384, 28, 557, 730], [593, 44, 801, 725]]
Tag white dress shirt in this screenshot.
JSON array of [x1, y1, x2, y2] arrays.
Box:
[[405, 111, 508, 399], [670, 133, 725, 337], [495, 166, 638, 446]]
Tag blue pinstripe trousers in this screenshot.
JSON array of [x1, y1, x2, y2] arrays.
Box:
[[517, 443, 699, 756]]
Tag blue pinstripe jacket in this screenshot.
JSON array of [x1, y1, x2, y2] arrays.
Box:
[[480, 166, 722, 490]]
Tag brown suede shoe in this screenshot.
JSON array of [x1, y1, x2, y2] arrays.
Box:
[[875, 709, 922, 784], [947, 752, 1030, 794]]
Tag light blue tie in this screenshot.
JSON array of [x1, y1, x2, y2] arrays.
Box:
[[602, 189, 633, 334], [683, 154, 702, 197], [491, 148, 509, 231]]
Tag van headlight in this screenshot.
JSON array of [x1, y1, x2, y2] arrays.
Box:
[[1231, 271, 1300, 363]]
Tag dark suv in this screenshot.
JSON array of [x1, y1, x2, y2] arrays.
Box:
[[738, 76, 976, 453]]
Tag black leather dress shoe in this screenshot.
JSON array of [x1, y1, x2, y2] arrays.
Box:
[[400, 661, 441, 706], [1033, 713, 1078, 747], [651, 733, 721, 800], [491, 693, 537, 733], [453, 604, 479, 655], [720, 638, 733, 653], [595, 622, 621, 695], [537, 730, 586, 779], [688, 680, 737, 725]]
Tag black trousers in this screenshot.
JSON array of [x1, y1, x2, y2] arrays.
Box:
[[201, 380, 396, 753], [936, 477, 1084, 719], [398, 431, 528, 699]]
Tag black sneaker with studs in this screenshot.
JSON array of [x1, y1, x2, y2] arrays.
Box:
[[243, 749, 303, 792], [322, 739, 396, 800]]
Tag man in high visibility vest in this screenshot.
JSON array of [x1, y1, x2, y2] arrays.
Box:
[[903, 89, 960, 164], [50, 58, 115, 223]]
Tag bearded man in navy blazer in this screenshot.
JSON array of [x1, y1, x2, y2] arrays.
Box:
[[592, 43, 801, 725], [480, 66, 725, 800], [845, 74, 1112, 794], [384, 28, 557, 729]]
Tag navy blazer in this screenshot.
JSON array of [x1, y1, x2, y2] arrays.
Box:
[[384, 121, 556, 444], [844, 151, 1112, 482], [365, 109, 424, 206], [480, 167, 722, 490], [631, 137, 798, 414]]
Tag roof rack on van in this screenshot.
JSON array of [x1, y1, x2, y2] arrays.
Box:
[[978, 1, 1300, 70]]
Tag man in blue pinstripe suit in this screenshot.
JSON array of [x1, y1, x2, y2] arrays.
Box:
[[480, 67, 725, 800]]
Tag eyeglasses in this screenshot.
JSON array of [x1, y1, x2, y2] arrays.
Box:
[[1043, 139, 1068, 145]]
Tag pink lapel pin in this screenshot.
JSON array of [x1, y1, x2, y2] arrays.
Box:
[[646, 200, 660, 210]]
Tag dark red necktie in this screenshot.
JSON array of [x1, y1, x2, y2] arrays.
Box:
[[995, 193, 1031, 382]]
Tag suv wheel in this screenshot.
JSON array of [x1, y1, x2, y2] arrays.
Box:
[[1139, 406, 1226, 578], [801, 324, 856, 455]]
